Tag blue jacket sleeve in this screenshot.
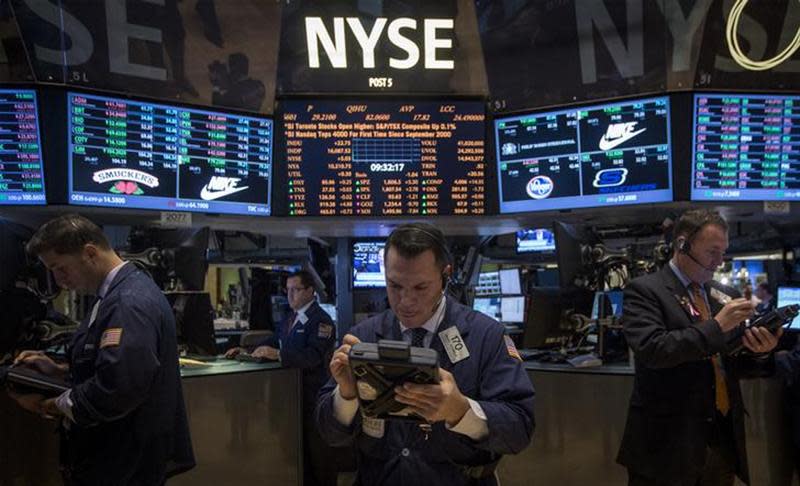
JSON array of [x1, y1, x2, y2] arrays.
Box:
[[280, 314, 336, 369], [255, 331, 279, 349], [314, 323, 368, 447], [70, 296, 161, 426], [315, 376, 363, 447], [468, 325, 535, 455]]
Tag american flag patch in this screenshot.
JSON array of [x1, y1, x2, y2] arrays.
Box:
[[504, 335, 522, 362], [318, 323, 333, 339], [100, 328, 123, 348]]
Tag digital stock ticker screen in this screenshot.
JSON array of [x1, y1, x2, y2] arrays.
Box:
[[68, 92, 273, 215], [692, 93, 800, 201], [279, 100, 487, 216], [0, 89, 46, 205], [495, 96, 673, 213]]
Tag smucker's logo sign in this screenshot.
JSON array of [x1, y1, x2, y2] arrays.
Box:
[[92, 169, 159, 196]]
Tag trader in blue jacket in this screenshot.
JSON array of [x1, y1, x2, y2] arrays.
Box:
[[9, 214, 194, 485], [315, 223, 535, 485], [226, 270, 338, 486]]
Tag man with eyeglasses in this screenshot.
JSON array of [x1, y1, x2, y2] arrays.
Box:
[[227, 270, 337, 486], [618, 209, 781, 486]]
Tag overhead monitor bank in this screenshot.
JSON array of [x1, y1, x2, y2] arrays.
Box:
[[0, 88, 46, 205], [692, 92, 800, 201], [278, 99, 486, 216], [67, 92, 274, 216], [495, 96, 673, 213]]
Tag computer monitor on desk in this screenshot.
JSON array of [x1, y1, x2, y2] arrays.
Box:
[[473, 297, 501, 321], [522, 287, 593, 349], [166, 291, 217, 356], [777, 286, 800, 330]]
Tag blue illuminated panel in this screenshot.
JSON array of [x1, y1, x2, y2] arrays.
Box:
[[777, 286, 800, 329], [495, 96, 673, 213], [353, 241, 386, 288], [0, 89, 46, 205], [692, 93, 800, 201], [516, 228, 556, 253], [68, 92, 272, 215]]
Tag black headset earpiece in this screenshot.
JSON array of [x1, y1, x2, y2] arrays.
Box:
[[678, 238, 690, 254]]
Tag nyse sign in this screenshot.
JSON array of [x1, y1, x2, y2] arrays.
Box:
[[305, 16, 455, 90]]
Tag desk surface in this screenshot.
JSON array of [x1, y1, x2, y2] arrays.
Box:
[[523, 361, 634, 376], [180, 358, 282, 378]]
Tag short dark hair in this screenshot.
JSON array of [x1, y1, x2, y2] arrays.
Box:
[[385, 223, 451, 271], [673, 209, 728, 247], [287, 270, 315, 289], [26, 214, 111, 257], [757, 282, 773, 295]]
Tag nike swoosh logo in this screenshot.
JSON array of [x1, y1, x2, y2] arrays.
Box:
[[598, 127, 647, 151], [200, 185, 249, 201]]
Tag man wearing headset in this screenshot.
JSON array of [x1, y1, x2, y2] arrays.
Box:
[[617, 209, 781, 486], [315, 223, 535, 485]]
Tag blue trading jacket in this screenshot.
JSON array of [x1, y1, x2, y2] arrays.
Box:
[[65, 263, 195, 485], [259, 300, 336, 415], [315, 297, 535, 486]]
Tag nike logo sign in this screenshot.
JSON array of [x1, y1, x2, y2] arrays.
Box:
[[200, 176, 249, 201], [598, 122, 647, 151]]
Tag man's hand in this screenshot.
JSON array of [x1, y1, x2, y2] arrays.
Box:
[[7, 390, 47, 416], [394, 368, 470, 427], [742, 326, 782, 354], [251, 346, 279, 361], [224, 347, 243, 358], [714, 298, 755, 332], [330, 334, 360, 400], [14, 350, 68, 378]]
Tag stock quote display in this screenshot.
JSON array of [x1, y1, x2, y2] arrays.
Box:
[[279, 100, 486, 216], [692, 93, 800, 201], [68, 92, 273, 215], [495, 96, 672, 213], [0, 89, 46, 205]]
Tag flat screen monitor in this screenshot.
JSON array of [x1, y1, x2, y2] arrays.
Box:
[[476, 271, 500, 295], [554, 221, 598, 289], [591, 291, 624, 319], [501, 296, 526, 323], [353, 241, 386, 288], [0, 88, 46, 205], [692, 93, 800, 201], [777, 286, 800, 329], [517, 228, 556, 253], [279, 99, 487, 216], [495, 96, 673, 213], [499, 268, 522, 295], [68, 92, 273, 215], [473, 297, 501, 321]]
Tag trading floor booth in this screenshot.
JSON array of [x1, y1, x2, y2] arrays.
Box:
[[2, 1, 800, 485]]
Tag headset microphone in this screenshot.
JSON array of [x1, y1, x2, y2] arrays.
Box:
[[685, 250, 718, 272], [679, 238, 717, 272]]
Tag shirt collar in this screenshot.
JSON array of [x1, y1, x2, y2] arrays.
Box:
[[669, 259, 694, 290], [295, 299, 314, 319], [97, 261, 127, 299], [398, 294, 447, 336]]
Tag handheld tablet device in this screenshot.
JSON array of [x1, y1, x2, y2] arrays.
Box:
[[348, 340, 439, 421]]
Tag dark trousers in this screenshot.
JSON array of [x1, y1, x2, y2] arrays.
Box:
[[628, 445, 736, 486], [303, 414, 339, 486]]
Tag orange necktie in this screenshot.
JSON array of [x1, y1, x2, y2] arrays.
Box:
[[690, 283, 730, 416]]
